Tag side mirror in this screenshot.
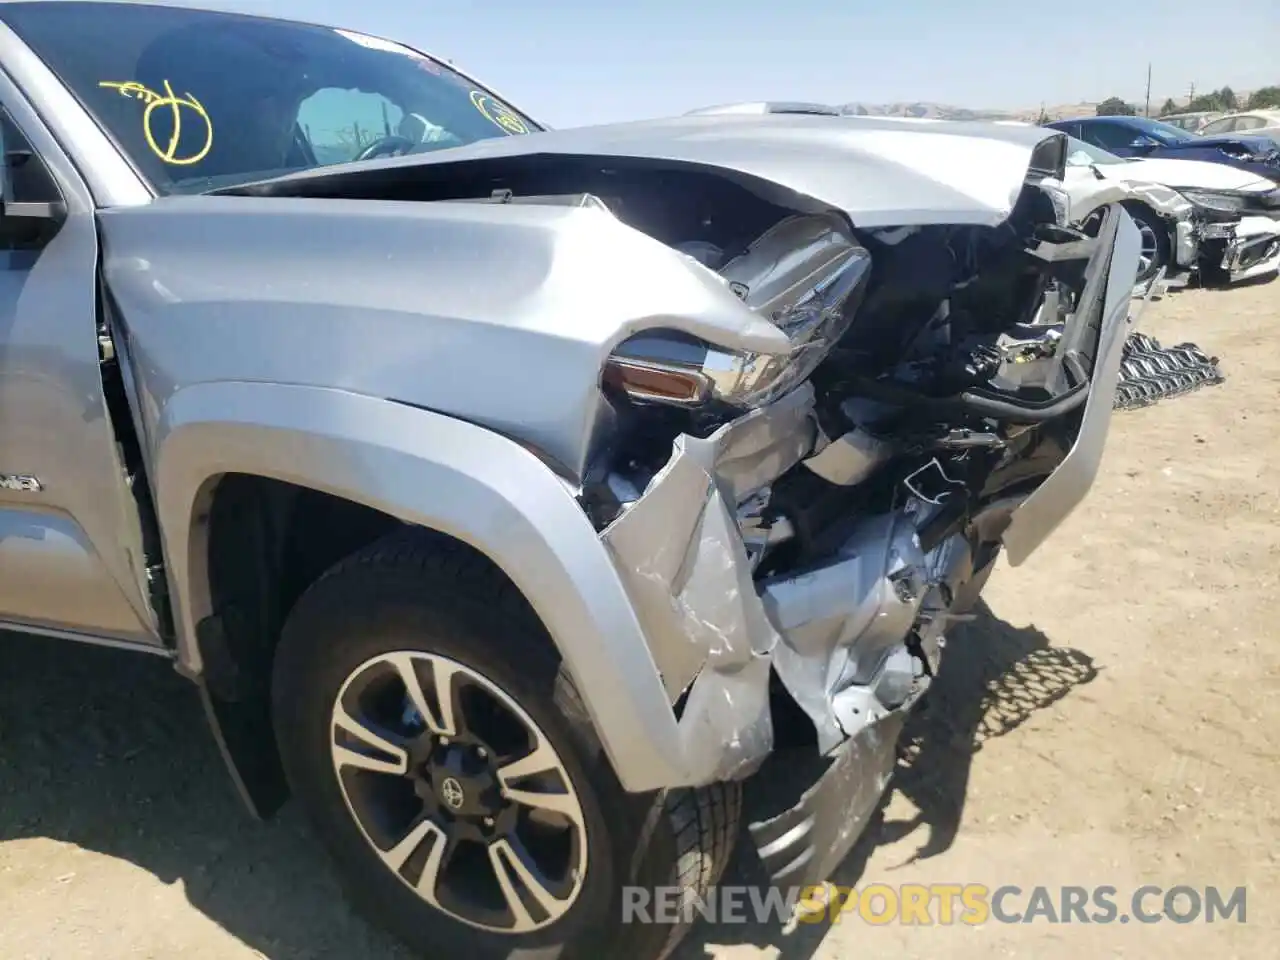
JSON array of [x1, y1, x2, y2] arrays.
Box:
[[1127, 137, 1157, 154], [0, 113, 66, 222], [0, 115, 11, 211]]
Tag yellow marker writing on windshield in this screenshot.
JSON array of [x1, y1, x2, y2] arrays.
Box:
[[469, 90, 528, 135], [99, 79, 213, 165]]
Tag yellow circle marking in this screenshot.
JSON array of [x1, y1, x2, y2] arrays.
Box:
[[142, 79, 213, 165], [469, 90, 529, 136]]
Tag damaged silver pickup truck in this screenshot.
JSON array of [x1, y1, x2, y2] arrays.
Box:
[[0, 3, 1141, 959]]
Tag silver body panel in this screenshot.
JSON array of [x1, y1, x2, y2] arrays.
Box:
[[98, 194, 789, 482]]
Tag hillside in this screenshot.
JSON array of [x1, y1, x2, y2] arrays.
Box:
[[839, 90, 1258, 123]]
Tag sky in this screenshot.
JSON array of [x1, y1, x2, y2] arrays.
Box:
[[108, 0, 1280, 127]]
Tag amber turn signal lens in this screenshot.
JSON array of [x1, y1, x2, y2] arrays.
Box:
[[602, 357, 710, 405]]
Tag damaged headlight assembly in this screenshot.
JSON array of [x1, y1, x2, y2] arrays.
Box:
[[603, 215, 873, 410], [1178, 189, 1253, 215]]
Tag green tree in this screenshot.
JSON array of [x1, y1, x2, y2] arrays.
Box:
[[1185, 93, 1220, 112], [1248, 86, 1280, 109], [1096, 96, 1136, 116], [1158, 98, 1178, 116], [1184, 87, 1241, 113]]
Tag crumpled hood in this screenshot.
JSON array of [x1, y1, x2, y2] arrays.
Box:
[[1092, 156, 1276, 192], [230, 114, 1067, 229], [1170, 133, 1279, 157]]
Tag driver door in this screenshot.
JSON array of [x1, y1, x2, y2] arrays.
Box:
[[0, 72, 161, 646]]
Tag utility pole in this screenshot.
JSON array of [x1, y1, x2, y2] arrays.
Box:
[[1144, 62, 1152, 117], [1189, 81, 1196, 103]]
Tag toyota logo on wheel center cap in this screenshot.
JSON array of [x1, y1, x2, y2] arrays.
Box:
[[440, 776, 466, 810]]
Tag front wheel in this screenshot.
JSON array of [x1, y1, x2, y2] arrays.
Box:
[[271, 532, 740, 959], [1125, 204, 1171, 283]]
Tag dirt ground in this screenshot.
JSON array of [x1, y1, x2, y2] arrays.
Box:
[[1, 280, 1277, 959]]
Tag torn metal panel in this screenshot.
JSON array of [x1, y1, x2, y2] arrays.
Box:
[[759, 512, 927, 753], [600, 383, 816, 779], [675, 655, 775, 782], [1128, 182, 1193, 220], [599, 450, 731, 702]]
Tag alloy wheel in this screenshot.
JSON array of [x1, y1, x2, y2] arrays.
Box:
[[1135, 220, 1160, 278], [329, 650, 588, 933]]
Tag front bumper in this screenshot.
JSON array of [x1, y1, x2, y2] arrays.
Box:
[[749, 708, 908, 886], [596, 206, 1141, 887], [1220, 215, 1280, 282]]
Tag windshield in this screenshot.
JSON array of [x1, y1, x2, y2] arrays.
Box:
[[1123, 116, 1195, 145], [1065, 137, 1126, 166], [2, 2, 541, 194]]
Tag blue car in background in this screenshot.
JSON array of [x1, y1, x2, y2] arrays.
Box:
[[1047, 115, 1280, 181]]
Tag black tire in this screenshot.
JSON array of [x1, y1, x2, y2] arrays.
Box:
[[1123, 203, 1171, 283], [271, 530, 740, 960]]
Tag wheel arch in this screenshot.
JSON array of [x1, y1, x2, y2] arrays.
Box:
[[153, 382, 684, 814], [1118, 197, 1168, 228], [1119, 198, 1176, 275]]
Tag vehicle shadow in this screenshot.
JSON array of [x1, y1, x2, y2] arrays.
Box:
[[672, 598, 1098, 959], [0, 598, 1096, 960], [0, 632, 416, 959]]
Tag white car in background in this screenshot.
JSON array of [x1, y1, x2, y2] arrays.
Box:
[[1161, 111, 1225, 133], [1198, 110, 1280, 141], [1062, 138, 1280, 286]]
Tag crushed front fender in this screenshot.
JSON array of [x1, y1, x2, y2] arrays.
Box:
[[600, 383, 815, 783]]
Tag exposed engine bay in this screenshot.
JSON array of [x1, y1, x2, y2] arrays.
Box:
[[555, 169, 1132, 884], [579, 169, 1090, 542]]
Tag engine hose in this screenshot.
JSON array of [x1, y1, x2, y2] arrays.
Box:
[[852, 376, 1089, 424]]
